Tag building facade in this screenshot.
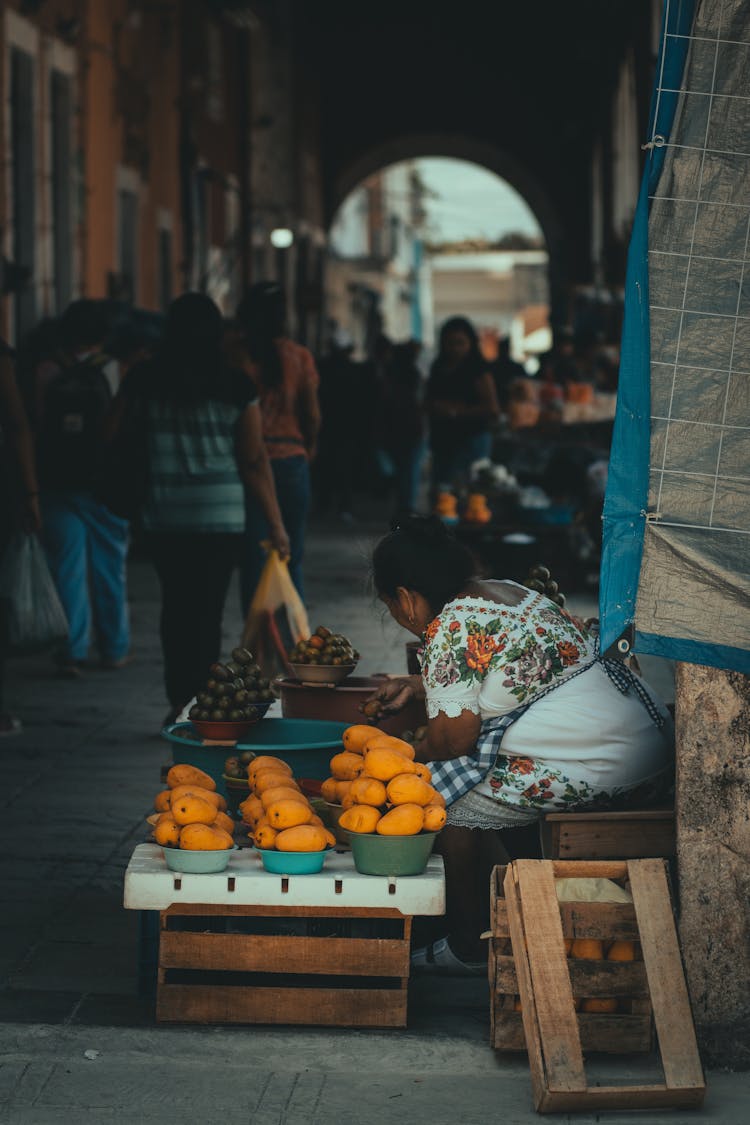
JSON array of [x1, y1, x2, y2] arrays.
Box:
[[0, 0, 325, 345]]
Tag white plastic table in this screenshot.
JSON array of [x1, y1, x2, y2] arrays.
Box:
[[124, 843, 445, 915]]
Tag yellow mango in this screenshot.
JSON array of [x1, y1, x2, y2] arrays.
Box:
[[275, 824, 329, 852], [423, 805, 447, 831], [179, 823, 233, 850], [348, 775, 387, 807], [166, 764, 216, 791], [363, 747, 417, 782], [330, 751, 365, 781], [386, 774, 435, 807], [338, 804, 382, 834], [171, 793, 218, 827], [376, 803, 424, 835], [266, 799, 313, 830]]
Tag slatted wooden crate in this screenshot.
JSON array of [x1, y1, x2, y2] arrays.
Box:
[[544, 808, 676, 859], [490, 863, 652, 1054], [156, 902, 412, 1027], [500, 859, 705, 1113]]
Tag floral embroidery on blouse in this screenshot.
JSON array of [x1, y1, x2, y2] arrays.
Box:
[[421, 593, 593, 709]]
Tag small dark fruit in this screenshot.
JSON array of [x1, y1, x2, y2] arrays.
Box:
[[544, 580, 559, 596], [530, 564, 551, 581], [206, 678, 218, 692], [238, 750, 255, 765], [210, 663, 230, 681], [197, 691, 213, 707], [232, 647, 253, 665], [228, 709, 244, 721], [527, 579, 545, 593], [247, 663, 261, 679], [226, 662, 243, 677], [188, 704, 202, 720], [234, 689, 250, 706], [210, 709, 226, 721], [316, 625, 332, 638]]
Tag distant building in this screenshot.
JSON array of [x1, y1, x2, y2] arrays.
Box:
[[326, 162, 428, 354], [0, 0, 325, 346]]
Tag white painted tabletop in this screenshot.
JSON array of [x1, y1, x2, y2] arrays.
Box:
[[123, 843, 445, 915]]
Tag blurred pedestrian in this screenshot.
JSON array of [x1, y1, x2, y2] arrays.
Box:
[[109, 293, 289, 723], [35, 300, 130, 677], [382, 340, 426, 517], [491, 336, 526, 412], [0, 335, 41, 733], [235, 282, 321, 612], [425, 316, 499, 488]]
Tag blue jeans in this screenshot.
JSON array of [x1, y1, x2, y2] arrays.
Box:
[[241, 455, 310, 615], [42, 492, 130, 663], [431, 431, 493, 488]]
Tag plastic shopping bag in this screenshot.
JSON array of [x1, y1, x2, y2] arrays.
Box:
[[241, 547, 310, 678], [0, 533, 69, 655]]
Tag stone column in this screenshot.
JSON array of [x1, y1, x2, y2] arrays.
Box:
[[675, 662, 750, 1068]]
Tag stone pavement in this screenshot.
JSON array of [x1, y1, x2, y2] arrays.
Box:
[[1, 519, 740, 1124]]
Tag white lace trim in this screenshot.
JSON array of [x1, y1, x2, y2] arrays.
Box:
[[426, 698, 482, 719], [446, 789, 540, 829]]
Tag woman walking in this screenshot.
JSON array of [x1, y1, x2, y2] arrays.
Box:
[[110, 293, 289, 724], [426, 316, 499, 489], [234, 283, 321, 613]]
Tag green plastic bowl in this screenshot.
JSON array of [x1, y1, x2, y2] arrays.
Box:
[[255, 846, 331, 874], [161, 845, 236, 874], [349, 831, 438, 876]]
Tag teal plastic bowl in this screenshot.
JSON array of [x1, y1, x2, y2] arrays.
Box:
[[163, 718, 348, 797], [161, 845, 236, 874], [349, 831, 438, 876], [255, 846, 331, 874]]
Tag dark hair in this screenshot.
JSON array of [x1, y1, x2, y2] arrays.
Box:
[[236, 282, 286, 390], [438, 316, 483, 362], [372, 516, 476, 614], [60, 300, 110, 351], [153, 292, 226, 404]]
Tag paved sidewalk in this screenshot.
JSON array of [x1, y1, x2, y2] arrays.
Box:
[[1, 519, 728, 1125]]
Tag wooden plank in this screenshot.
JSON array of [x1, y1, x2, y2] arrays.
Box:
[[510, 861, 586, 1096], [159, 932, 409, 977], [551, 860, 628, 879], [558, 901, 639, 941], [157, 984, 407, 1027], [546, 809, 674, 823], [493, 955, 648, 998], [492, 1011, 652, 1054], [629, 859, 705, 1094], [162, 903, 407, 921], [555, 820, 676, 859], [504, 866, 549, 1093], [539, 1085, 706, 1113]]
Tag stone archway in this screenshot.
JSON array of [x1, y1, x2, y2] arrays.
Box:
[[329, 131, 568, 326]]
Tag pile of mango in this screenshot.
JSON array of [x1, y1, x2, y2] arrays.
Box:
[[152, 765, 235, 851], [321, 726, 447, 836], [239, 756, 336, 853]]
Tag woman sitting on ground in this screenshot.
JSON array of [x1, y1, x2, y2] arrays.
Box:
[[368, 517, 673, 974]]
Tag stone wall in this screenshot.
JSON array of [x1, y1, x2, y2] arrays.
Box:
[[676, 663, 750, 1068]]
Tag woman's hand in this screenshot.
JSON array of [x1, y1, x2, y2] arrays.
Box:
[[365, 675, 424, 716]]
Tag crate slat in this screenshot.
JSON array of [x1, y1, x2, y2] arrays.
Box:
[[492, 1011, 653, 1054], [507, 862, 587, 1093], [495, 901, 640, 942], [492, 952, 648, 998], [157, 984, 407, 1027], [159, 932, 409, 977], [629, 860, 705, 1091]]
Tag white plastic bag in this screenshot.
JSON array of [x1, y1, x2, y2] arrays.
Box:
[[0, 533, 68, 654]]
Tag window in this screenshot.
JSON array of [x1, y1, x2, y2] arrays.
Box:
[[10, 46, 36, 339], [50, 69, 73, 313]]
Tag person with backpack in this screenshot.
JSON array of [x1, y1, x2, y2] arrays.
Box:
[[36, 300, 130, 677]]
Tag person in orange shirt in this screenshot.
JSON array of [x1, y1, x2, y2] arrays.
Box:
[[235, 283, 321, 613]]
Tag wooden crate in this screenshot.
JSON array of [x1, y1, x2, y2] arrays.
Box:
[[156, 902, 412, 1028], [544, 808, 676, 859], [502, 859, 705, 1113], [489, 864, 652, 1054]]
